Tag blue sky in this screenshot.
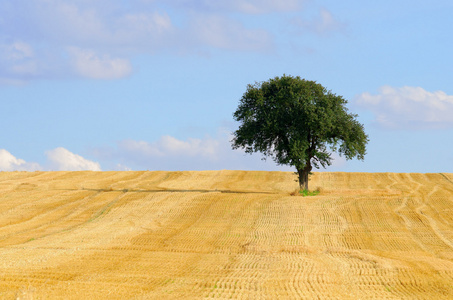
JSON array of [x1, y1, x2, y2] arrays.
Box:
[[1, 0, 452, 173]]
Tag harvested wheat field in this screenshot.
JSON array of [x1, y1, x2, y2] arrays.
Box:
[[1, 171, 453, 299]]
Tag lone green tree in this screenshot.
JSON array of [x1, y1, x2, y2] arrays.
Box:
[[231, 75, 368, 191]]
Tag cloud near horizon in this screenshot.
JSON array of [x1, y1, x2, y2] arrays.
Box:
[[91, 131, 347, 172], [119, 135, 220, 160], [100, 134, 242, 171], [46, 147, 102, 171], [0, 149, 41, 171], [355, 86, 453, 129], [0, 148, 101, 171], [1, 135, 347, 172]]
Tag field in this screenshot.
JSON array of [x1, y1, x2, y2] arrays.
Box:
[[1, 171, 453, 299]]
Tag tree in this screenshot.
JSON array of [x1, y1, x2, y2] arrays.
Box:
[[231, 75, 368, 191]]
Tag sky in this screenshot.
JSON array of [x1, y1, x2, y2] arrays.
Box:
[[1, 0, 453, 173]]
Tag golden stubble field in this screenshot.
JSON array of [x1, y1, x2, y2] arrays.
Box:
[[1, 171, 453, 299]]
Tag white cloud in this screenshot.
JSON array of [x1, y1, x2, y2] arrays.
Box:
[[0, 41, 39, 77], [119, 12, 173, 37], [90, 129, 349, 172], [0, 149, 41, 171], [0, 148, 101, 171], [355, 86, 453, 129], [119, 135, 220, 161], [0, 149, 26, 171], [2, 41, 34, 60], [18, 1, 175, 50], [232, 0, 304, 14], [0, 0, 339, 83], [1, 0, 279, 82], [0, 1, 172, 82], [162, 0, 304, 14], [68, 47, 132, 79], [114, 164, 132, 171], [29, 0, 107, 45], [188, 14, 273, 52], [2, 140, 347, 173], [46, 147, 102, 171], [105, 133, 286, 170], [291, 8, 346, 35]]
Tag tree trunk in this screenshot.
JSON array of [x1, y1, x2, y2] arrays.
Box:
[[297, 163, 312, 191]]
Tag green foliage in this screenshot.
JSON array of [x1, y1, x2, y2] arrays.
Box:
[[231, 75, 369, 190], [290, 188, 320, 196], [300, 189, 320, 197]]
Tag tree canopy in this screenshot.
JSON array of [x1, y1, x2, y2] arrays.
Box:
[[231, 75, 369, 191]]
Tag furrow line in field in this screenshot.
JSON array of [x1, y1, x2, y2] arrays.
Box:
[[105, 171, 147, 190], [416, 183, 453, 250], [390, 174, 438, 254], [0, 190, 104, 246]]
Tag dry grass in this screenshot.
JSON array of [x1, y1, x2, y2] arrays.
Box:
[[0, 171, 453, 299]]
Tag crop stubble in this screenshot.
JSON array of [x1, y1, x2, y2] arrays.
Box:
[[0, 171, 453, 299]]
